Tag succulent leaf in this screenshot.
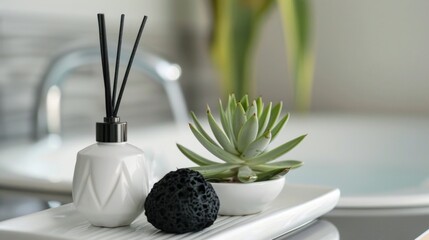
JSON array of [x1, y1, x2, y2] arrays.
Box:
[[233, 102, 247, 138], [257, 102, 272, 136], [247, 134, 306, 165], [265, 102, 283, 132], [256, 97, 264, 118], [191, 112, 219, 147], [207, 108, 238, 154], [204, 170, 237, 180], [246, 103, 257, 119], [219, 99, 236, 144], [177, 144, 219, 166], [255, 168, 289, 182], [237, 166, 257, 183], [271, 113, 289, 142], [240, 95, 249, 110], [228, 94, 237, 117], [190, 163, 239, 176], [241, 130, 271, 159], [237, 114, 258, 152], [190, 123, 243, 164], [251, 160, 303, 171]]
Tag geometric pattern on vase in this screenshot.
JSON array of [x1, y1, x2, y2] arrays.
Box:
[[73, 160, 142, 211]]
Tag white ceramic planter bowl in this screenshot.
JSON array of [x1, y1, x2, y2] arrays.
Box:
[[211, 177, 286, 216]]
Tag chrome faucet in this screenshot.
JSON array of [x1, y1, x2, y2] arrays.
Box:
[[32, 46, 188, 141]]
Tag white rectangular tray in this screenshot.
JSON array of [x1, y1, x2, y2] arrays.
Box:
[[0, 184, 339, 240], [417, 229, 429, 240]]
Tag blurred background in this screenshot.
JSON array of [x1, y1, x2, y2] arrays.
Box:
[[1, 0, 429, 141], [1, 1, 429, 238]]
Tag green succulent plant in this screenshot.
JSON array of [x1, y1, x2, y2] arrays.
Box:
[[177, 94, 306, 183]]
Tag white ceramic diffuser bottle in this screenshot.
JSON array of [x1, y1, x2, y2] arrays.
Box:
[[72, 13, 150, 227], [73, 117, 150, 227]]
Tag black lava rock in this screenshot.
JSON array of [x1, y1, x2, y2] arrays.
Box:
[[144, 168, 219, 234]]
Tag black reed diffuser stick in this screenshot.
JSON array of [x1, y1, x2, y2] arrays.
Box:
[[97, 14, 113, 117], [113, 16, 148, 116], [96, 14, 148, 118], [112, 14, 125, 109]]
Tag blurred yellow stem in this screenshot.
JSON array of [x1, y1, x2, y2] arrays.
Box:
[[277, 0, 314, 111]]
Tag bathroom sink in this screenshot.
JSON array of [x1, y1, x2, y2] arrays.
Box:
[[282, 114, 429, 209], [0, 123, 181, 193], [0, 114, 428, 209]]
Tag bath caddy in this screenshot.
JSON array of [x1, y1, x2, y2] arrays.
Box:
[[0, 184, 339, 240]]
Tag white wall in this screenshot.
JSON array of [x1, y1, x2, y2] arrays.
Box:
[[255, 0, 429, 114]]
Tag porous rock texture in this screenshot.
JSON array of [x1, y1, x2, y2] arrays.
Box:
[[144, 168, 219, 233]]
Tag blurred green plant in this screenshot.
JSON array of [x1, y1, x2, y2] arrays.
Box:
[[210, 0, 313, 110]]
